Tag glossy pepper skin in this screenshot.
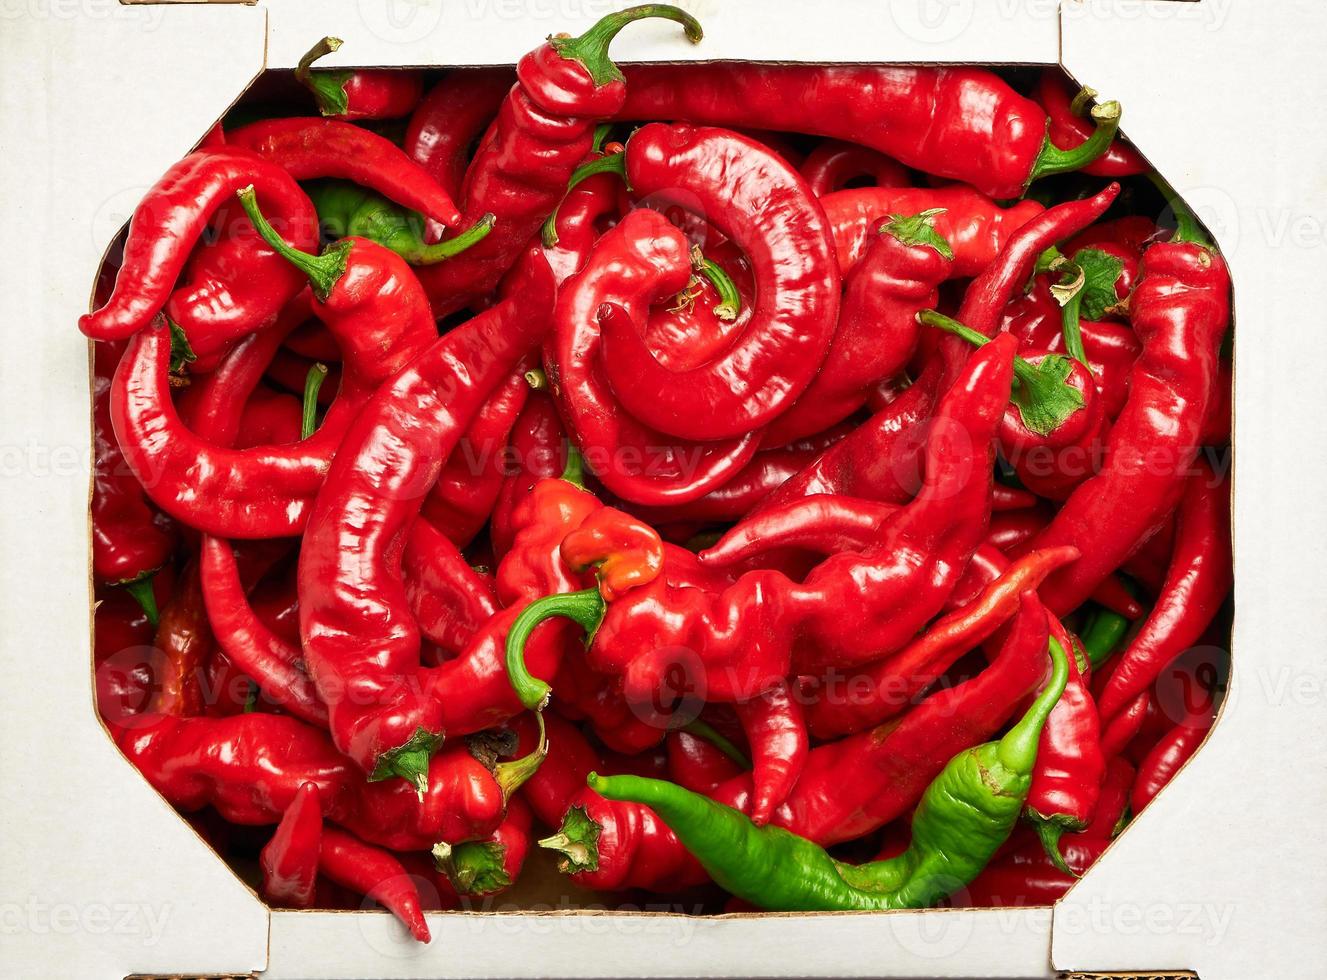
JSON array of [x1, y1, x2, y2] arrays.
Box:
[[762, 211, 950, 445], [820, 186, 1042, 279], [1025, 619, 1106, 874], [538, 592, 1052, 891], [547, 209, 760, 505], [1096, 460, 1231, 721], [588, 639, 1067, 910], [107, 712, 506, 850], [229, 118, 461, 228], [199, 535, 328, 727], [80, 147, 318, 342], [403, 518, 498, 657], [1035, 69, 1147, 178], [298, 250, 555, 788], [111, 191, 439, 540], [420, 366, 531, 548], [1131, 693, 1216, 814], [963, 831, 1109, 907], [1019, 238, 1231, 615], [798, 139, 909, 196], [260, 781, 432, 942], [595, 124, 841, 440], [490, 391, 568, 560], [415, 5, 703, 316], [295, 38, 424, 121], [91, 341, 174, 593], [732, 680, 807, 826], [615, 64, 1120, 199], [405, 68, 513, 200], [586, 334, 1015, 704]]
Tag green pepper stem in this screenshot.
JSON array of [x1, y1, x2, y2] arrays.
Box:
[[122, 575, 159, 628], [1148, 172, 1214, 248], [301, 362, 328, 439], [541, 152, 628, 247], [1034, 818, 1079, 878], [591, 122, 613, 154], [917, 309, 1041, 390], [492, 710, 547, 801], [524, 368, 548, 390], [505, 588, 606, 710], [1027, 99, 1122, 185], [997, 638, 1069, 774], [368, 726, 445, 801], [550, 5, 703, 88], [295, 37, 353, 117], [411, 212, 495, 264], [693, 253, 741, 321], [236, 185, 348, 301], [679, 719, 751, 770], [1058, 275, 1089, 367], [561, 444, 586, 488]]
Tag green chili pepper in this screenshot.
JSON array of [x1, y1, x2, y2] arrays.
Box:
[[589, 638, 1069, 911], [308, 180, 494, 265]]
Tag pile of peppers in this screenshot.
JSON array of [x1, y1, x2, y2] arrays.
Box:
[[85, 6, 1232, 939]]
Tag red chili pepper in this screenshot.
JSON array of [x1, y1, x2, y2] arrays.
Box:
[[542, 157, 624, 285], [1035, 70, 1147, 178], [147, 561, 211, 717], [1025, 618, 1106, 875], [91, 341, 174, 610], [1005, 281, 1141, 422], [591, 124, 840, 441], [295, 37, 424, 121], [621, 430, 850, 526], [109, 711, 507, 849], [962, 830, 1109, 907], [80, 147, 318, 343], [583, 334, 1015, 704], [233, 388, 302, 447], [733, 679, 807, 826], [199, 535, 328, 726], [548, 209, 760, 505], [113, 188, 441, 539], [490, 391, 568, 560], [403, 518, 498, 658], [229, 118, 460, 227], [1018, 235, 1231, 615], [1097, 460, 1231, 720], [821, 186, 1043, 278], [536, 591, 1053, 890], [798, 139, 910, 196], [1131, 701, 1215, 813], [322, 828, 433, 942], [666, 729, 744, 795], [422, 796, 534, 907], [420, 365, 532, 548], [1082, 755, 1136, 839], [616, 64, 1122, 199], [260, 781, 322, 909], [415, 5, 703, 315], [405, 68, 513, 200], [761, 210, 950, 446], [776, 542, 1078, 739], [298, 248, 554, 789], [1099, 691, 1150, 760]]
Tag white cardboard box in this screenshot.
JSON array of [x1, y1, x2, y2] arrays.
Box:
[[3, 1, 1326, 977]]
